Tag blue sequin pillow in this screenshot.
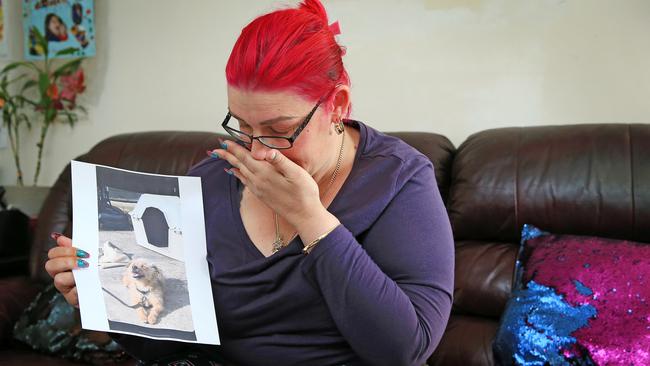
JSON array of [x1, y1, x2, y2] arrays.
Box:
[[492, 225, 650, 365]]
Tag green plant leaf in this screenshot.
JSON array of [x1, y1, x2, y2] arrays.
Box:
[[19, 96, 38, 107], [31, 27, 49, 55], [20, 79, 38, 93], [63, 112, 78, 127], [3, 62, 40, 75], [38, 73, 50, 95], [53, 59, 82, 78], [2, 110, 9, 126], [1, 61, 32, 74], [19, 114, 32, 130], [55, 47, 80, 57], [45, 107, 57, 122]]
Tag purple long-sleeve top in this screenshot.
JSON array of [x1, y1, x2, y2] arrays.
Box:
[[110, 121, 454, 366]]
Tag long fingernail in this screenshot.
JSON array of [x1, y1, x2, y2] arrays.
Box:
[[224, 168, 233, 175], [221, 142, 228, 150], [51, 232, 62, 240], [77, 259, 89, 268], [76, 249, 89, 258]]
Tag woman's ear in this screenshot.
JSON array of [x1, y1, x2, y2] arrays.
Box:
[[329, 85, 350, 121]]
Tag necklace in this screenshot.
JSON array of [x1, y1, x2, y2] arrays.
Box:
[[271, 131, 346, 253]]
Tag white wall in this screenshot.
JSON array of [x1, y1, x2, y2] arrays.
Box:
[[1, 0, 649, 186]]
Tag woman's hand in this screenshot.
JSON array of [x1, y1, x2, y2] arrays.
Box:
[[45, 233, 89, 308], [211, 141, 339, 242]]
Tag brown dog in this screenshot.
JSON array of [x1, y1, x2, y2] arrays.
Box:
[[122, 258, 165, 324]]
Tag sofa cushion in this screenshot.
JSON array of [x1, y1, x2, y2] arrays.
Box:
[[448, 124, 650, 243], [428, 314, 497, 366], [453, 241, 517, 318], [493, 225, 650, 365]]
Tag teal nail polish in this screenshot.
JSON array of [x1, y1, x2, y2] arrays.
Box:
[[77, 259, 89, 268], [221, 142, 228, 150], [76, 249, 89, 258], [210, 152, 220, 159]]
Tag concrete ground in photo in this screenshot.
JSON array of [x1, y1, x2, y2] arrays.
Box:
[[98, 229, 194, 332]]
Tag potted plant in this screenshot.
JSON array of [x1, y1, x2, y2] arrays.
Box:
[[0, 27, 87, 186], [0, 73, 30, 186]]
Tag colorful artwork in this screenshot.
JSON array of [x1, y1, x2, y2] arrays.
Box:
[[22, 0, 95, 60], [0, 0, 7, 58]]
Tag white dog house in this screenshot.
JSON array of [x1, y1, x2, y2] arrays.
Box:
[[129, 194, 183, 260]]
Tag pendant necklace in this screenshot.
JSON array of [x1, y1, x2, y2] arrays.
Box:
[[271, 130, 345, 254]]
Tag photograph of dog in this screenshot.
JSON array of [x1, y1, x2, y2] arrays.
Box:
[[98, 230, 194, 335], [95, 166, 195, 339], [122, 258, 165, 325]]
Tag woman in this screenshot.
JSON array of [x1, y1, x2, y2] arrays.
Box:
[[45, 1, 454, 365], [44, 13, 68, 42]]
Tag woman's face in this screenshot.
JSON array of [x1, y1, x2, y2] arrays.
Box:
[[226, 87, 335, 177], [48, 16, 66, 38]]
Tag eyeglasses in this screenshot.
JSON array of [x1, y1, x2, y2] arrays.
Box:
[[221, 100, 322, 150]]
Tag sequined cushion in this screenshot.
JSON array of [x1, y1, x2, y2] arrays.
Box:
[[493, 225, 650, 365], [13, 283, 129, 364]]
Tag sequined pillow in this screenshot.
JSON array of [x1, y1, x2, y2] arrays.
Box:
[[12, 283, 129, 364], [493, 225, 650, 365]]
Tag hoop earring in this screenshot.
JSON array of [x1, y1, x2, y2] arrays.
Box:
[[334, 118, 345, 135]]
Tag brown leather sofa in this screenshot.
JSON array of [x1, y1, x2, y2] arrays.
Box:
[[1, 124, 648, 365]]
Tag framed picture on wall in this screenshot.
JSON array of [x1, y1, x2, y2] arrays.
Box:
[[0, 0, 8, 58], [22, 0, 96, 60]]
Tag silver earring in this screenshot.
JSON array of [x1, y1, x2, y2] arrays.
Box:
[[334, 118, 345, 135]]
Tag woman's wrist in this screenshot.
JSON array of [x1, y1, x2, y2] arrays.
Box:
[[302, 223, 339, 254], [295, 206, 340, 246]]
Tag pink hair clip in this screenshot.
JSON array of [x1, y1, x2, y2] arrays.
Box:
[[329, 21, 341, 36]]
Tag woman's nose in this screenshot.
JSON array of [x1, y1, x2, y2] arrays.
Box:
[[250, 139, 270, 159]]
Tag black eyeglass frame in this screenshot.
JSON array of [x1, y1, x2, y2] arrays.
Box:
[[221, 100, 322, 150]]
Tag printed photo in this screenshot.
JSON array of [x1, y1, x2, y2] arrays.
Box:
[[71, 161, 219, 344], [96, 166, 195, 340]]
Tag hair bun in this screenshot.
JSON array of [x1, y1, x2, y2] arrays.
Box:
[[299, 0, 329, 25]]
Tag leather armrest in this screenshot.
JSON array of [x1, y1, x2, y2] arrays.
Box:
[[0, 277, 43, 346], [0, 256, 30, 278]]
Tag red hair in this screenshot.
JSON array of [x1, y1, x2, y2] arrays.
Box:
[[226, 0, 349, 109]]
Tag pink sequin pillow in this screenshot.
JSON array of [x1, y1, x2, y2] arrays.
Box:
[[493, 225, 650, 365]]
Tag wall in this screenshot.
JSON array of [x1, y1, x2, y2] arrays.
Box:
[[1, 0, 649, 186]]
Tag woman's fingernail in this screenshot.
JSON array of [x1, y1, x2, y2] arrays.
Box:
[[76, 249, 89, 258], [221, 142, 228, 150], [77, 259, 89, 268], [224, 168, 233, 175], [206, 150, 219, 158], [51, 232, 62, 240]]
